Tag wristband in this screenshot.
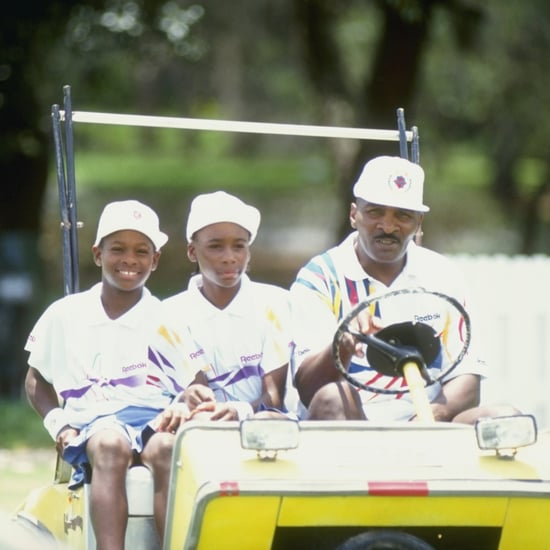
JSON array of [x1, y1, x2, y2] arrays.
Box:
[[230, 401, 254, 420], [43, 407, 70, 441]]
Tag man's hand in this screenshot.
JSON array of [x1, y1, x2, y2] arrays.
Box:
[[340, 310, 384, 365]]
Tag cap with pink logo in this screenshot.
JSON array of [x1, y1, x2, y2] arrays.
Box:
[[352, 156, 429, 213], [94, 200, 168, 250]]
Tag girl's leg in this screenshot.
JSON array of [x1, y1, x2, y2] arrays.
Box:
[[140, 431, 175, 540], [86, 429, 133, 550]]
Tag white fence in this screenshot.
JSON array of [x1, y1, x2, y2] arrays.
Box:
[[450, 255, 550, 429]]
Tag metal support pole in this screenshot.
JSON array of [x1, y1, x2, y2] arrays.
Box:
[[412, 126, 420, 164], [63, 85, 79, 293], [397, 108, 409, 160], [51, 85, 80, 295], [51, 104, 74, 296]]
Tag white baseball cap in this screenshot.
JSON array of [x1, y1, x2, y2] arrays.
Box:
[[94, 200, 168, 250], [186, 191, 261, 243], [353, 156, 429, 213]]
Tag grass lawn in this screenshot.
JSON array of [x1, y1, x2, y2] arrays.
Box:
[[0, 400, 55, 515], [0, 448, 56, 515]]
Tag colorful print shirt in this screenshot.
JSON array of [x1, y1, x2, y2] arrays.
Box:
[[290, 233, 486, 420]]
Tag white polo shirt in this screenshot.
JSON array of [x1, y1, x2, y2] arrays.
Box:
[[25, 283, 185, 428], [290, 233, 486, 420], [155, 274, 292, 405]]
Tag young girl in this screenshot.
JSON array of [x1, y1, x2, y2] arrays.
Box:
[[24, 200, 202, 549], [152, 191, 293, 420]]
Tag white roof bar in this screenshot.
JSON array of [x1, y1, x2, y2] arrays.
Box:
[[59, 110, 412, 142]]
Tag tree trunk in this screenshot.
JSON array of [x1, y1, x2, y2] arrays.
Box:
[[294, 0, 435, 239], [0, 6, 67, 396]]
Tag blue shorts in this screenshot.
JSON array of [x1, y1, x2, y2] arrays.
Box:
[[62, 405, 162, 488]]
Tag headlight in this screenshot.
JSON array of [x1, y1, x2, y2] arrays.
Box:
[[240, 418, 300, 461], [475, 414, 537, 458]]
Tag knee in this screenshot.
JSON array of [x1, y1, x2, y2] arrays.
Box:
[[307, 382, 364, 420], [452, 403, 522, 425], [87, 431, 133, 469], [254, 410, 287, 419], [142, 432, 174, 470], [486, 404, 522, 417]]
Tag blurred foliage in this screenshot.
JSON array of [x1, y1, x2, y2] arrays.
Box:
[[0, 400, 52, 449], [416, 0, 550, 253], [4, 0, 550, 252]]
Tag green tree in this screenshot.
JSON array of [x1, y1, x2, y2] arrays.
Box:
[[418, 0, 550, 253], [292, 0, 439, 238]]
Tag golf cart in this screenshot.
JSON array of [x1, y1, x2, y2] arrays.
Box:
[[12, 87, 550, 549]]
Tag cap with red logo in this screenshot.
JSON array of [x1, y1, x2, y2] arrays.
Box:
[[353, 156, 429, 213]]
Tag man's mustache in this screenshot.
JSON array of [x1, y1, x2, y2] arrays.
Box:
[[374, 232, 400, 242]]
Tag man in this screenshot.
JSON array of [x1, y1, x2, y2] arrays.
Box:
[[290, 156, 516, 422]]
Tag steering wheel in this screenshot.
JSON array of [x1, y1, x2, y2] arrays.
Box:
[[332, 287, 471, 396]]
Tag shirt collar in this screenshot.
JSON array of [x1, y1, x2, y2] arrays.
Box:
[[90, 282, 154, 327], [187, 273, 251, 317]]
